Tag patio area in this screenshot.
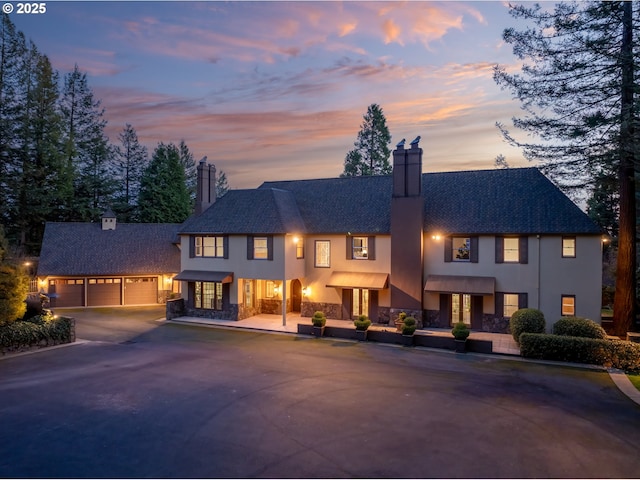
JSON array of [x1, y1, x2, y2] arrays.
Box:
[[168, 313, 521, 356]]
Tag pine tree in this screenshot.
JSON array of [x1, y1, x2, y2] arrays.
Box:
[[113, 124, 148, 222], [216, 169, 229, 198], [494, 1, 638, 335], [341, 104, 392, 177], [59, 64, 113, 222], [138, 143, 191, 223], [178, 139, 196, 206]]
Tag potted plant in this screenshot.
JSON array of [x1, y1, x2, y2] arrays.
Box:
[[311, 311, 327, 337], [354, 314, 371, 341], [395, 312, 407, 332], [401, 316, 417, 346], [451, 321, 470, 353]]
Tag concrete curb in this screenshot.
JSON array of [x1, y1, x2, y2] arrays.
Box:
[[607, 368, 640, 406]]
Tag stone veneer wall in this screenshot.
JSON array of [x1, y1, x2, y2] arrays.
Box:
[[390, 308, 423, 328], [424, 309, 510, 334], [301, 302, 342, 319]]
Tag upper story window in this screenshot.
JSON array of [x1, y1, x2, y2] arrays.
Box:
[[315, 240, 330, 267], [562, 237, 576, 258], [445, 236, 478, 263], [561, 295, 575, 316], [194, 236, 225, 258], [503, 238, 519, 262], [347, 236, 376, 260], [495, 236, 528, 264], [247, 236, 273, 260], [295, 238, 304, 259]]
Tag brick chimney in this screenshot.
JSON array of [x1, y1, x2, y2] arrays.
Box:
[[390, 137, 424, 324], [195, 157, 216, 216], [101, 208, 117, 231]]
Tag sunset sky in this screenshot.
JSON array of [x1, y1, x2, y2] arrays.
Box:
[[10, 1, 534, 189]]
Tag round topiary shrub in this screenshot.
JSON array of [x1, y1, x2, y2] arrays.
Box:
[[451, 321, 470, 340], [552, 316, 607, 339], [311, 311, 326, 327], [354, 314, 371, 331], [510, 308, 545, 343], [402, 316, 417, 335]]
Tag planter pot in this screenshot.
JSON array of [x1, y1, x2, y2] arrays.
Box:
[[401, 334, 414, 347], [355, 329, 368, 341], [312, 325, 326, 337], [454, 339, 467, 353], [394, 320, 404, 333]]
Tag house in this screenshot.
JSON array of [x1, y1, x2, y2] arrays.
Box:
[[37, 211, 181, 307], [173, 140, 603, 333]]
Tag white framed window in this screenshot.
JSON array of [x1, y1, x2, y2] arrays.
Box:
[[352, 237, 368, 259], [296, 239, 304, 259], [453, 237, 470, 261], [503, 238, 519, 262], [265, 280, 275, 298], [562, 237, 576, 258], [194, 236, 225, 257], [504, 294, 519, 317], [315, 240, 330, 267], [561, 295, 575, 316], [253, 237, 268, 259]]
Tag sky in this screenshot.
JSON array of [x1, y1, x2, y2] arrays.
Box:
[[9, 1, 534, 189]]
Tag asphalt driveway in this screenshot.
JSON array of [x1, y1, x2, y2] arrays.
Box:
[[1, 308, 639, 478]]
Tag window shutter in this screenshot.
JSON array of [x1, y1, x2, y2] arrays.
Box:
[[223, 236, 229, 259], [346, 236, 352, 259], [439, 294, 451, 324], [519, 236, 528, 264], [495, 236, 504, 263], [470, 236, 479, 263], [267, 236, 273, 261], [495, 292, 504, 318], [444, 237, 453, 262], [189, 236, 195, 258], [368, 236, 376, 260], [247, 236, 254, 260], [518, 292, 528, 309]]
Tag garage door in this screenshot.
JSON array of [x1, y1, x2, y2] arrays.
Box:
[[124, 277, 158, 305], [49, 279, 84, 307], [87, 278, 122, 306]]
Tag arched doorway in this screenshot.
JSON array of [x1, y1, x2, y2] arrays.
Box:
[[291, 279, 302, 312]]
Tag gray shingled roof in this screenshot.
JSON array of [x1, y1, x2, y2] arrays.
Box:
[[180, 188, 306, 234], [38, 223, 182, 276], [179, 167, 600, 236], [422, 168, 602, 234]]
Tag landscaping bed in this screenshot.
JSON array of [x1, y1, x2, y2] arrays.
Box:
[[0, 314, 75, 355]]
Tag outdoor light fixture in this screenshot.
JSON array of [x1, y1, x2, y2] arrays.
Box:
[[274, 284, 281, 295], [431, 234, 442, 240], [302, 286, 310, 296], [293, 236, 300, 244]]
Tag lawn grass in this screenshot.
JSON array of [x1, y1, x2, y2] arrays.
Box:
[[627, 373, 640, 392]]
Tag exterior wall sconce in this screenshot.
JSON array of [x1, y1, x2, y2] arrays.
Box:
[[293, 236, 300, 244], [274, 284, 281, 295], [431, 234, 442, 240], [302, 286, 310, 297]]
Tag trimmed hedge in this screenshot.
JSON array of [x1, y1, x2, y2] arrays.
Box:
[[520, 333, 640, 372], [0, 314, 74, 352], [552, 316, 607, 339], [510, 308, 546, 343]]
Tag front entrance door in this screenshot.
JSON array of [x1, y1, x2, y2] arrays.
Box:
[[451, 293, 471, 326], [291, 279, 302, 312]]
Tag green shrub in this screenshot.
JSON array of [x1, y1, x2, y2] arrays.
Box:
[[354, 314, 371, 331], [0, 315, 73, 350], [519, 333, 640, 372], [311, 311, 326, 327], [402, 316, 417, 335], [0, 264, 29, 325], [510, 308, 545, 343], [552, 316, 607, 339], [451, 321, 470, 341]]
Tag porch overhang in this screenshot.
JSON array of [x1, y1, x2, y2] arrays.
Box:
[[174, 270, 234, 284], [326, 271, 389, 290], [424, 275, 495, 295]]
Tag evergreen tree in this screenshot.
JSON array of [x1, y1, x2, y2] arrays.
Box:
[[494, 1, 638, 335], [59, 64, 113, 221], [341, 104, 392, 177], [216, 169, 229, 198], [179, 139, 196, 205], [113, 124, 148, 222], [138, 142, 191, 223]]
